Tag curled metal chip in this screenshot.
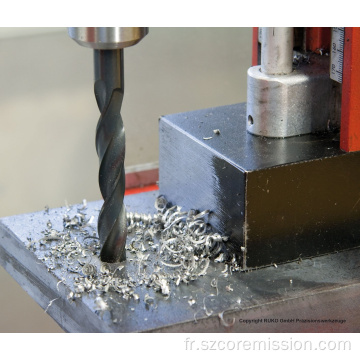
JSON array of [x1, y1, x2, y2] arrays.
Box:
[[218, 311, 235, 328], [155, 195, 168, 211], [82, 263, 97, 276], [144, 294, 154, 304]]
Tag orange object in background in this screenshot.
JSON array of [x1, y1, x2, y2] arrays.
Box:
[[125, 184, 158, 196], [124, 167, 159, 195], [252, 27, 259, 66], [340, 27, 360, 152], [306, 27, 331, 53]]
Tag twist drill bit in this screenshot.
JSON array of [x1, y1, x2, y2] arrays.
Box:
[[68, 27, 148, 263], [94, 49, 127, 263]]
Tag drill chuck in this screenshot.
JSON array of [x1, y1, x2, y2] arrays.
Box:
[[68, 27, 148, 50]]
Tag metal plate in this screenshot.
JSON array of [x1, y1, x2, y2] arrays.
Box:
[[1, 191, 360, 332]]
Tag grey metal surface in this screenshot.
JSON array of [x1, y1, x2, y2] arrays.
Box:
[[1, 191, 360, 332], [247, 59, 333, 137], [159, 103, 360, 268], [68, 27, 148, 49], [261, 27, 294, 75], [94, 49, 127, 263], [160, 102, 343, 177]]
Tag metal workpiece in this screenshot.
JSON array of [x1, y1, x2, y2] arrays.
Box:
[[94, 49, 127, 263], [159, 103, 360, 269], [1, 192, 360, 332], [68, 27, 148, 49], [261, 27, 294, 75], [247, 58, 333, 138]]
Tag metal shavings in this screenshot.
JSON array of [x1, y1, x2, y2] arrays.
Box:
[[293, 52, 310, 66], [213, 129, 221, 135], [290, 279, 293, 284], [160, 261, 182, 268], [152, 201, 231, 288], [144, 294, 154, 304], [95, 297, 109, 311], [228, 254, 241, 273], [218, 311, 235, 328], [203, 136, 213, 140], [210, 278, 219, 295], [222, 264, 228, 274], [45, 297, 59, 313], [26, 238, 37, 251], [127, 212, 153, 232], [197, 258, 210, 276], [63, 212, 87, 229], [159, 278, 170, 296], [225, 284, 233, 292], [193, 310, 201, 323], [47, 220, 52, 229], [273, 263, 278, 268], [44, 205, 50, 214], [155, 195, 167, 211], [56, 279, 65, 291], [82, 263, 97, 276], [100, 263, 111, 274], [79, 199, 87, 210], [203, 295, 215, 316], [75, 284, 85, 294], [215, 253, 225, 263], [64, 200, 71, 211], [112, 265, 124, 276], [33, 194, 241, 321]]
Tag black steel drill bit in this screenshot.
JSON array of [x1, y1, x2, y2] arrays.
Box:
[[94, 49, 127, 263]]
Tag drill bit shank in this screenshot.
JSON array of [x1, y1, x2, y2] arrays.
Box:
[[94, 49, 127, 263]]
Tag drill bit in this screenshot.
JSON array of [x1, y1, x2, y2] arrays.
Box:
[[94, 49, 127, 263], [68, 27, 148, 262]]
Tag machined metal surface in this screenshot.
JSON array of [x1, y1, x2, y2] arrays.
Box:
[[261, 27, 294, 75], [247, 58, 333, 138], [68, 27, 148, 49], [94, 49, 127, 263], [1, 191, 360, 332], [159, 103, 360, 268]]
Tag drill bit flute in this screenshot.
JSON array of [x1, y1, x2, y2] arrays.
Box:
[[68, 27, 148, 263], [94, 49, 127, 262]]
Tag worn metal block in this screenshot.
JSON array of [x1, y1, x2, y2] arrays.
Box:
[[159, 103, 360, 269]]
